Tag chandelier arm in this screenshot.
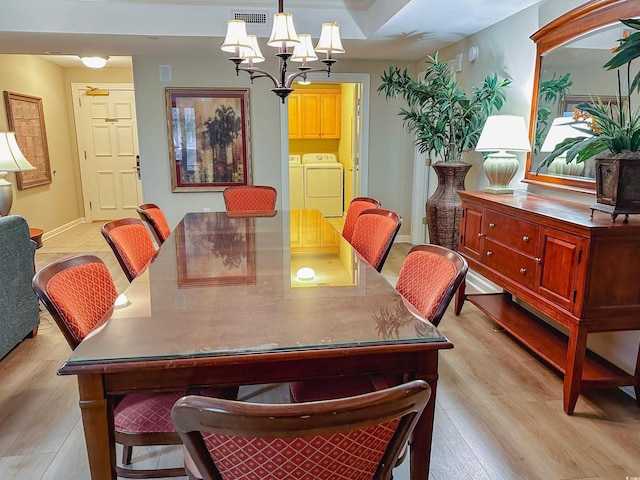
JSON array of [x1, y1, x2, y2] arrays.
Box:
[[284, 66, 333, 88], [237, 67, 280, 89]]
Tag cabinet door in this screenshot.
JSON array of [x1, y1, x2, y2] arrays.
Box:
[[536, 228, 582, 311], [459, 203, 484, 260], [300, 93, 322, 138], [320, 93, 341, 138], [288, 93, 302, 139]]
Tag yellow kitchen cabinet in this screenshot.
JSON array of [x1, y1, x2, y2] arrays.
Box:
[[288, 90, 341, 139]]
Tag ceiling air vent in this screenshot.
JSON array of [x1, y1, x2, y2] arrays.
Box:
[[232, 10, 268, 25]]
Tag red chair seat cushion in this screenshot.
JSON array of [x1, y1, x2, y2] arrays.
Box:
[[114, 392, 183, 433]]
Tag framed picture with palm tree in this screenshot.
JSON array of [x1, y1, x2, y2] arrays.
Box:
[[165, 87, 252, 192]]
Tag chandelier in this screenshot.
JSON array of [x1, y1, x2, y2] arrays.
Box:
[[221, 0, 344, 102]]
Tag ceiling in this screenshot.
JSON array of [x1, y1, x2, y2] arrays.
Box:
[[0, 0, 545, 69]]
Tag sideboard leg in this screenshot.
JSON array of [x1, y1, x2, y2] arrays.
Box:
[[454, 281, 466, 316], [564, 326, 588, 415]]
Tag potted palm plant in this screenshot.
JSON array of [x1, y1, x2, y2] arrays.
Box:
[[378, 52, 510, 250], [537, 19, 640, 222]]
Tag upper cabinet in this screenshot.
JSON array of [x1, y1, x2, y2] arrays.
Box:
[[288, 90, 341, 139]]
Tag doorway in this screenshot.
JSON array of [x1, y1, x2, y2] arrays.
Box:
[[282, 73, 370, 227], [71, 83, 142, 222]]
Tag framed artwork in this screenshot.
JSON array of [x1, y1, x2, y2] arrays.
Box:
[[165, 87, 252, 192], [176, 212, 256, 287], [561, 95, 627, 118], [4, 91, 52, 189]]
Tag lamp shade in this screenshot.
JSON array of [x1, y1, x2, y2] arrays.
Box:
[[0, 132, 35, 172], [221, 20, 251, 53], [316, 23, 344, 54], [541, 116, 592, 152], [267, 13, 300, 48], [476, 115, 531, 152], [81, 56, 108, 68], [291, 34, 318, 63], [240, 35, 265, 64]]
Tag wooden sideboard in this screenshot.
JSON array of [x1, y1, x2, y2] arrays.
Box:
[[455, 190, 640, 414]]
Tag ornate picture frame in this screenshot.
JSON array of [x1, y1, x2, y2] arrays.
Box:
[[165, 87, 252, 192], [4, 91, 52, 190]]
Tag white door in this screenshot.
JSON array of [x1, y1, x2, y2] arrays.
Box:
[[72, 84, 141, 221]]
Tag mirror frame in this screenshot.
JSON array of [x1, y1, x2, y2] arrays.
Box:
[[524, 0, 640, 192]]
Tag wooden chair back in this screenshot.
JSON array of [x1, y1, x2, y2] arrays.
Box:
[[137, 203, 171, 245], [342, 196, 381, 244], [351, 208, 402, 272], [101, 218, 157, 282], [172, 380, 431, 480], [396, 244, 468, 326]]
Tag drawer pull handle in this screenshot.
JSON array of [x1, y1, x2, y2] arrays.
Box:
[[477, 233, 483, 237], [535, 257, 542, 264], [486, 251, 493, 257], [523, 236, 529, 242], [489, 223, 495, 228], [520, 268, 527, 275]]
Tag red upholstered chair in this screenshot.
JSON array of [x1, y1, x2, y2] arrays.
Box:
[[290, 244, 467, 404], [137, 203, 171, 245], [172, 380, 431, 480], [350, 208, 402, 272], [32, 254, 185, 478], [341, 196, 381, 244], [101, 218, 157, 282], [223, 185, 277, 212]]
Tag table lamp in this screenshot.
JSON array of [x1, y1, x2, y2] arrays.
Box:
[[541, 116, 592, 176], [0, 132, 36, 216], [475, 115, 531, 194]]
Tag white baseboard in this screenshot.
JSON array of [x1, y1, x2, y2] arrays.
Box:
[[41, 217, 86, 241]]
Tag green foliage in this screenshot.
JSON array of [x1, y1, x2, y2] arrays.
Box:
[[535, 73, 573, 153], [537, 19, 640, 173], [378, 52, 511, 163]]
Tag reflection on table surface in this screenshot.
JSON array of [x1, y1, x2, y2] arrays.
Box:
[[66, 210, 445, 365]]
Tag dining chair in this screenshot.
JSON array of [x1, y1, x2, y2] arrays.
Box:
[[172, 380, 431, 480], [222, 185, 277, 212], [137, 203, 171, 245], [290, 244, 467, 404], [101, 218, 157, 282], [341, 196, 381, 244], [32, 254, 186, 478], [350, 208, 403, 272]]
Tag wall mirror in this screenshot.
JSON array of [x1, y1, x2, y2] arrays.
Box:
[[524, 0, 640, 192]]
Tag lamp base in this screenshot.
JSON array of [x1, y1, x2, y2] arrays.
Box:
[[0, 172, 13, 216], [483, 152, 519, 195]]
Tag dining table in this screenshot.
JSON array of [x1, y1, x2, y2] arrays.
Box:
[[58, 209, 453, 480]]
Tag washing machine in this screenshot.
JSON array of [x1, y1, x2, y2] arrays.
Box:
[[301, 153, 343, 217], [288, 155, 304, 209]]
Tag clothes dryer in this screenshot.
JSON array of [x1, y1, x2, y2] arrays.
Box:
[[288, 155, 304, 209], [301, 153, 343, 217]]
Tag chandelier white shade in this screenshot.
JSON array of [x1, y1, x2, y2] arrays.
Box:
[[221, 0, 344, 102], [476, 115, 531, 194], [0, 132, 36, 216]]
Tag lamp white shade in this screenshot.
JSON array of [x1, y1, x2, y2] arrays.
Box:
[[267, 13, 300, 48], [291, 34, 318, 63], [541, 116, 592, 153], [81, 56, 108, 69], [221, 20, 251, 53], [240, 35, 265, 64], [476, 115, 531, 153], [0, 132, 35, 172], [315, 23, 344, 54]]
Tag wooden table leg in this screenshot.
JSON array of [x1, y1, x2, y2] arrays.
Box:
[[410, 351, 439, 480], [77, 374, 117, 480], [454, 281, 466, 316], [564, 326, 588, 415]]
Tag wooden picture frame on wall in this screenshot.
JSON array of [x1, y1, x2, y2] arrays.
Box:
[[165, 87, 252, 192], [4, 91, 52, 190]]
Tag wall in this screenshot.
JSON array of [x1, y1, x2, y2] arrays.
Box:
[[0, 55, 81, 232], [132, 54, 417, 234]]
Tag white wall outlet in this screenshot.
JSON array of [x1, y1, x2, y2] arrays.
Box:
[[454, 53, 463, 72], [203, 207, 211, 212], [159, 65, 172, 82]]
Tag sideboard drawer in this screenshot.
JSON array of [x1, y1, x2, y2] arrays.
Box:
[[483, 239, 537, 290], [485, 210, 539, 256]]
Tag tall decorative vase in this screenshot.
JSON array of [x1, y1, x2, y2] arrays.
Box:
[[426, 161, 472, 251]]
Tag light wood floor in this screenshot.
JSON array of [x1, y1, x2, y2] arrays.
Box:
[[1, 222, 639, 479]]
